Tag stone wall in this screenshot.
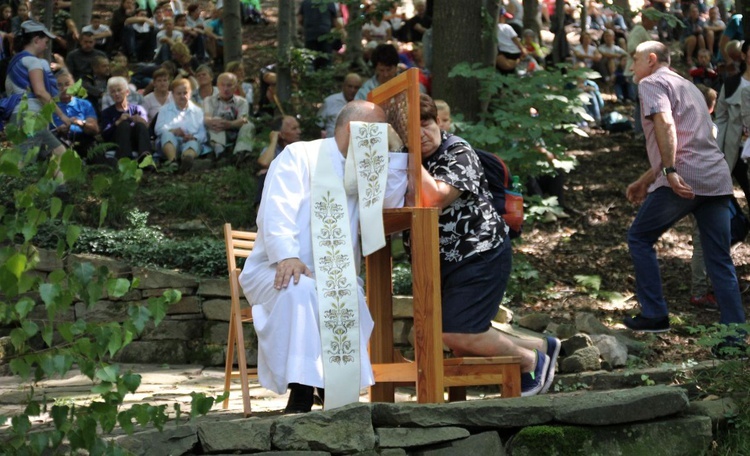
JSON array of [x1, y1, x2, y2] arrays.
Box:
[[114, 386, 728, 455], [1, 250, 417, 367]]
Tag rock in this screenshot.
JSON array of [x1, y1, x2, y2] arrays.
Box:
[[34, 248, 63, 272], [560, 346, 601, 373], [590, 334, 628, 368], [253, 452, 331, 456], [141, 320, 203, 341], [197, 418, 272, 452], [272, 404, 376, 453], [141, 287, 194, 298], [552, 386, 689, 425], [166, 295, 202, 315], [611, 330, 648, 354], [0, 337, 14, 363], [115, 424, 198, 456], [169, 219, 206, 232], [377, 427, 469, 448], [196, 279, 231, 298], [114, 340, 188, 364], [575, 312, 612, 335], [392, 296, 413, 318], [186, 341, 227, 366], [372, 398, 554, 429], [493, 305, 513, 324], [74, 300, 130, 322], [555, 323, 578, 340], [66, 253, 131, 277], [687, 397, 739, 430], [517, 313, 550, 332], [202, 299, 237, 321], [509, 416, 711, 456], [411, 431, 505, 455], [393, 320, 412, 346], [561, 333, 592, 356], [133, 267, 198, 290]]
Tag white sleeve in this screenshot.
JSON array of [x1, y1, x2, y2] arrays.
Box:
[[384, 152, 408, 209]]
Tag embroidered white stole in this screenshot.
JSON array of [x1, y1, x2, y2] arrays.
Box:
[[311, 123, 389, 410]]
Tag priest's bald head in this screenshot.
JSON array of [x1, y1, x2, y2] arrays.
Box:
[[334, 100, 387, 156]]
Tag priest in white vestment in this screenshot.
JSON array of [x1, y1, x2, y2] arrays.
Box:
[[239, 100, 408, 413]]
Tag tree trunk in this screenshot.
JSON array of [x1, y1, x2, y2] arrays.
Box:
[[522, 0, 540, 38], [431, 0, 499, 122], [343, 1, 365, 73], [277, 0, 294, 104], [42, 0, 54, 61], [579, 0, 587, 32], [743, 0, 750, 43], [551, 0, 568, 64], [223, 0, 243, 64], [71, 0, 92, 33]]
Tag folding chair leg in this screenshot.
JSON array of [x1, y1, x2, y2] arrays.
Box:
[[223, 312, 237, 410], [233, 310, 252, 417]]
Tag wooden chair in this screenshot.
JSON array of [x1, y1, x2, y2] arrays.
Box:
[[366, 69, 522, 402], [222, 223, 257, 417]]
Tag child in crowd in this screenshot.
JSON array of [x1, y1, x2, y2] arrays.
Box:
[[81, 13, 112, 53], [689, 84, 720, 310], [155, 17, 183, 63], [434, 99, 452, 132], [690, 49, 719, 88], [83, 55, 111, 114]]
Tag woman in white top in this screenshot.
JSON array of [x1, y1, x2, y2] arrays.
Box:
[[141, 67, 173, 120], [155, 78, 206, 172], [572, 32, 602, 68], [191, 63, 217, 106]]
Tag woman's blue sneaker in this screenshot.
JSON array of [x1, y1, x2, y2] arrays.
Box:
[[521, 350, 549, 397], [540, 336, 560, 394]]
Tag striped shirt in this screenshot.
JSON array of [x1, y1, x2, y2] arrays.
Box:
[[639, 66, 733, 196]]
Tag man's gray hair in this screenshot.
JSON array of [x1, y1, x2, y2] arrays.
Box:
[[636, 41, 670, 65], [107, 76, 130, 91]]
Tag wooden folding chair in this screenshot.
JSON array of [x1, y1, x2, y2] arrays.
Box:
[[366, 69, 522, 402], [222, 223, 257, 417]]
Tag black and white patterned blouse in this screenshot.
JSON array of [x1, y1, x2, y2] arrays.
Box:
[[423, 132, 508, 263]]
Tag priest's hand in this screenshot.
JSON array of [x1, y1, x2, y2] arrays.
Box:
[[275, 258, 313, 290]]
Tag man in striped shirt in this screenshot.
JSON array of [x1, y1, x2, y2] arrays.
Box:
[[623, 41, 746, 343]]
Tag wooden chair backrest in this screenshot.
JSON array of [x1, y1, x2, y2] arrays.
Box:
[[368, 68, 423, 208], [224, 223, 256, 273]]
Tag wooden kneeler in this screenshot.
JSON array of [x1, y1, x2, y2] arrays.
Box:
[[222, 223, 257, 417], [366, 69, 522, 402]]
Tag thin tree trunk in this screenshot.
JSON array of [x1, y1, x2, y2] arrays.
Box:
[[71, 0, 92, 33], [277, 0, 293, 104], [522, 0, 540, 38], [42, 0, 54, 61], [343, 0, 365, 73], [223, 0, 243, 64], [551, 0, 568, 64]]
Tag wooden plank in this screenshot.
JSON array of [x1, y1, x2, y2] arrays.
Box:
[[444, 356, 522, 366], [410, 208, 444, 403], [372, 362, 418, 383], [366, 238, 396, 402]]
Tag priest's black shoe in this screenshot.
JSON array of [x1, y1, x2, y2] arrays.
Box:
[[284, 383, 314, 414]]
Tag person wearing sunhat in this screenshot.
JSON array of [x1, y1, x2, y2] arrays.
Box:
[[5, 20, 71, 170], [495, 7, 526, 75]]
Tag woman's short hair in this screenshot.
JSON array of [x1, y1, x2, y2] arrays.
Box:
[[419, 93, 438, 123], [171, 41, 190, 58], [195, 63, 213, 77], [171, 78, 192, 91], [152, 68, 171, 81], [107, 76, 129, 91]]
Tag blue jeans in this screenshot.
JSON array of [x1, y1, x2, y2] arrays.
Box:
[[627, 187, 745, 325]]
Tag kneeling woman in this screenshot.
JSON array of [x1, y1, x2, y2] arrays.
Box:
[[416, 94, 557, 396], [155, 78, 206, 172]]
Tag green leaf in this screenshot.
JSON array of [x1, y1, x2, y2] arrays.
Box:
[[98, 199, 109, 227], [91, 382, 113, 394], [189, 392, 215, 416], [59, 149, 82, 181], [62, 204, 74, 223], [41, 323, 53, 347], [72, 261, 96, 284], [10, 328, 26, 350], [117, 411, 135, 435], [21, 320, 38, 337], [15, 297, 35, 319], [39, 283, 62, 308], [121, 373, 141, 393], [29, 430, 49, 454], [92, 174, 111, 195], [95, 365, 119, 383], [50, 197, 62, 219], [9, 358, 30, 379], [107, 278, 130, 299], [574, 274, 601, 292], [128, 305, 151, 334], [66, 225, 82, 249], [107, 330, 122, 357], [51, 405, 70, 431], [5, 253, 27, 279]]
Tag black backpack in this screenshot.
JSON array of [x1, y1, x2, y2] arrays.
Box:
[[439, 135, 522, 238]]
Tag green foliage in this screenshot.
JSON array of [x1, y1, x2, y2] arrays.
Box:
[[0, 102, 224, 454], [392, 262, 413, 296], [505, 252, 542, 303], [512, 425, 592, 455]]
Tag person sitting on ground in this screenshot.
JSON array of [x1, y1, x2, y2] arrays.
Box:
[[99, 76, 151, 165], [597, 29, 627, 91], [255, 64, 279, 118], [495, 7, 526, 75], [9, 1, 31, 36], [82, 55, 111, 115], [203, 72, 255, 159], [225, 60, 254, 106], [141, 67, 173, 120], [434, 99, 453, 132], [704, 6, 725, 57], [175, 12, 207, 63], [415, 94, 559, 397], [124, 7, 157, 62], [81, 13, 112, 53], [690, 48, 719, 88], [48, 0, 78, 56], [254, 115, 301, 209], [521, 29, 545, 65], [571, 31, 602, 69], [101, 64, 144, 111], [355, 43, 400, 100], [65, 32, 107, 81], [317, 72, 362, 138], [204, 5, 224, 65], [238, 100, 409, 413], [362, 8, 392, 45], [170, 41, 200, 85], [191, 63, 217, 106], [52, 70, 100, 162], [403, 0, 430, 43], [682, 4, 707, 66], [155, 77, 206, 172], [154, 16, 183, 63]]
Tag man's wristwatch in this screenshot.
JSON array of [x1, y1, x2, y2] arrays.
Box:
[[662, 166, 677, 176]]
